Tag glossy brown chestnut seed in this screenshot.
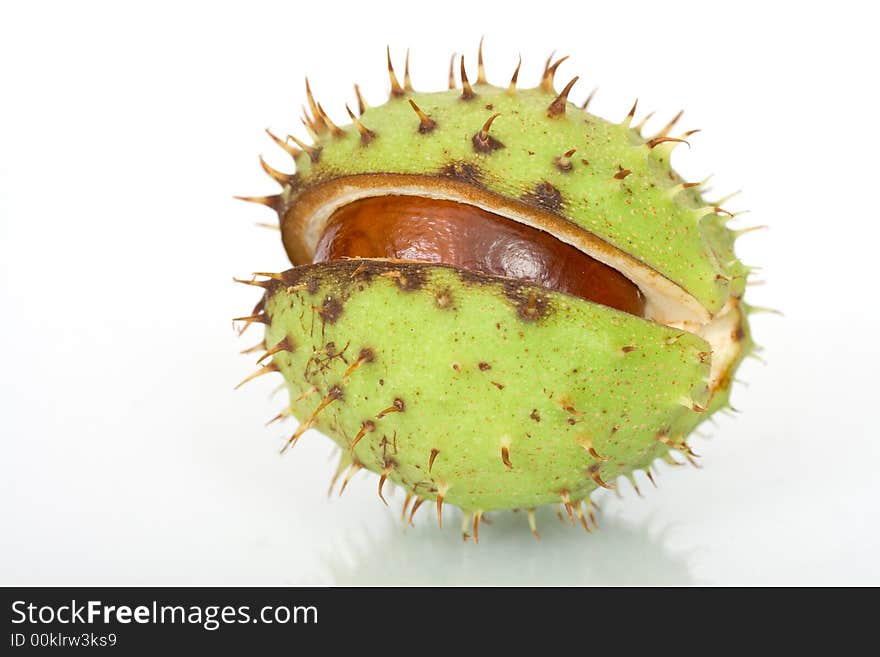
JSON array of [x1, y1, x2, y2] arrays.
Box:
[[313, 195, 645, 316]]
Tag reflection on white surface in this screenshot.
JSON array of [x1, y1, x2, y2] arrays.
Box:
[[317, 506, 697, 586]]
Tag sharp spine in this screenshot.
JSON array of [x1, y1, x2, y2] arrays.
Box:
[[386, 46, 405, 98], [547, 76, 578, 117], [286, 134, 321, 163], [316, 103, 344, 138], [527, 509, 540, 539], [304, 78, 326, 134], [448, 52, 457, 89], [378, 465, 392, 505], [653, 110, 684, 139], [477, 37, 487, 84], [233, 195, 281, 211], [541, 55, 569, 92], [265, 129, 301, 159], [622, 98, 638, 127], [403, 48, 413, 91], [258, 156, 295, 187], [408, 497, 424, 526], [345, 104, 377, 144], [256, 337, 293, 364], [234, 363, 278, 390], [581, 87, 598, 111], [459, 56, 475, 100], [408, 99, 436, 133], [507, 55, 522, 94], [353, 83, 367, 116]]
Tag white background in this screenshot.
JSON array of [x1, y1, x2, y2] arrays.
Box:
[[1, 0, 877, 585]]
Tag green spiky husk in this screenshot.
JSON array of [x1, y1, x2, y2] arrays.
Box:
[[245, 63, 755, 521]]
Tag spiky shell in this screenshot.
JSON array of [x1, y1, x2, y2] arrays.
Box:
[[240, 48, 754, 535]]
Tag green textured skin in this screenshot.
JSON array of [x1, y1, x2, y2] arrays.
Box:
[[262, 260, 715, 512], [281, 85, 747, 312], [242, 62, 755, 521]]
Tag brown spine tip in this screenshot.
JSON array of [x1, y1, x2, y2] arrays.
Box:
[[304, 78, 327, 134], [256, 336, 293, 365], [239, 341, 265, 355], [233, 195, 282, 212], [428, 447, 439, 472], [286, 134, 321, 163], [634, 111, 656, 134], [683, 441, 701, 457], [477, 36, 487, 84], [345, 104, 377, 144], [540, 55, 569, 92], [575, 503, 592, 534], [281, 386, 342, 454], [233, 363, 278, 390], [408, 497, 424, 526], [613, 165, 632, 180], [623, 98, 638, 126], [378, 467, 391, 505], [265, 407, 290, 427], [528, 509, 540, 540], [587, 500, 599, 526], [265, 129, 301, 160], [386, 46, 405, 98], [472, 511, 482, 543], [448, 52, 457, 89], [653, 110, 684, 139], [338, 463, 362, 497], [501, 446, 512, 470], [547, 76, 578, 117], [232, 312, 269, 325], [403, 48, 413, 91], [542, 51, 555, 76], [579, 436, 609, 462], [400, 493, 413, 523], [629, 476, 643, 498], [555, 147, 577, 172], [436, 495, 444, 528], [471, 113, 504, 152], [646, 136, 690, 149], [376, 397, 405, 419], [349, 419, 375, 453], [507, 54, 522, 94], [460, 56, 475, 100], [588, 464, 615, 490], [316, 103, 345, 138], [588, 446, 606, 461], [581, 87, 598, 111], [408, 99, 436, 134], [560, 491, 574, 524], [353, 84, 367, 116], [258, 155, 296, 187], [300, 105, 322, 138], [342, 347, 374, 382]]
